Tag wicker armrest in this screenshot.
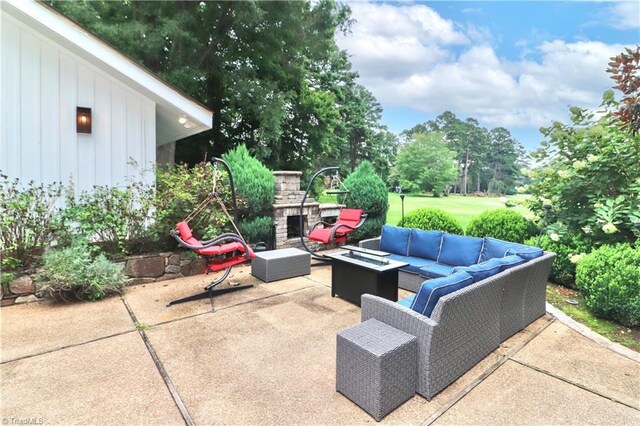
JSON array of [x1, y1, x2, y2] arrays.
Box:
[[361, 294, 437, 339], [358, 237, 381, 251]]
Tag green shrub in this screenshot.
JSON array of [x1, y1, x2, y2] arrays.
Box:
[[340, 161, 389, 240], [576, 244, 640, 327], [398, 208, 463, 234], [466, 209, 537, 243], [238, 216, 273, 244], [0, 176, 63, 270], [222, 144, 275, 219], [154, 163, 230, 245], [60, 183, 156, 257], [524, 233, 593, 288], [37, 240, 126, 301]]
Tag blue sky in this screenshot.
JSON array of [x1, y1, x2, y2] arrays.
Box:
[[336, 1, 639, 151]]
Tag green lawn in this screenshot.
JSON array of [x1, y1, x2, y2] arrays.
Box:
[[386, 193, 530, 229]]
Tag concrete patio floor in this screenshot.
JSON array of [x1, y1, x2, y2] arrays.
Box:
[[1, 260, 639, 425]]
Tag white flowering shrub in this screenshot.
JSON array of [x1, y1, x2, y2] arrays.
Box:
[[528, 94, 640, 245]]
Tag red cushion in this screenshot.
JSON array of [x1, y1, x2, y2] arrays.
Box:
[[339, 209, 362, 222], [175, 222, 193, 240], [308, 224, 355, 243], [196, 241, 246, 256]]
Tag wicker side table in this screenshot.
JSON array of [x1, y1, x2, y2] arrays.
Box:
[[251, 248, 311, 282], [336, 318, 417, 421]]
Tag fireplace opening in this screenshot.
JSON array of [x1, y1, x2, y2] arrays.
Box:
[[287, 215, 307, 239]]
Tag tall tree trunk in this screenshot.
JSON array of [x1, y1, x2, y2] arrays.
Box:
[[476, 170, 480, 192], [462, 150, 469, 194]]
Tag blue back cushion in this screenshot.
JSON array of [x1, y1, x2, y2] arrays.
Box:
[[437, 233, 484, 266], [496, 254, 526, 272], [408, 229, 443, 260], [480, 237, 543, 262], [379, 225, 410, 255], [505, 246, 544, 261], [410, 271, 474, 317], [452, 258, 502, 283]]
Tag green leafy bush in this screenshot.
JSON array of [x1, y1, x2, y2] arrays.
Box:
[[0, 175, 63, 270], [154, 163, 230, 245], [37, 240, 126, 301], [525, 234, 594, 288], [222, 144, 275, 219], [576, 244, 640, 327], [340, 161, 389, 240], [60, 183, 155, 256], [527, 93, 640, 245], [398, 208, 463, 234], [238, 216, 273, 244], [466, 209, 537, 243]]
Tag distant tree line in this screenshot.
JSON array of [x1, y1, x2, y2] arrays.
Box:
[[396, 111, 526, 195]]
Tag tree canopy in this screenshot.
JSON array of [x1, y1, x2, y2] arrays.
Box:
[[401, 112, 525, 195], [50, 0, 395, 176], [392, 132, 458, 195]]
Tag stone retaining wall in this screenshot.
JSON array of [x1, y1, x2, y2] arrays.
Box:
[[1, 251, 206, 307]]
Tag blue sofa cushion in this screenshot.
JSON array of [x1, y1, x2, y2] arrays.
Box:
[[387, 254, 436, 274], [505, 246, 544, 261], [480, 237, 543, 262], [379, 225, 410, 255], [437, 233, 484, 266], [452, 258, 503, 283], [408, 229, 443, 261], [419, 263, 455, 279], [495, 254, 526, 272], [397, 295, 415, 308], [410, 272, 474, 317]]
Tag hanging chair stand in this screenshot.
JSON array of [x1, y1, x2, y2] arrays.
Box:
[[167, 157, 254, 307], [299, 167, 367, 261]]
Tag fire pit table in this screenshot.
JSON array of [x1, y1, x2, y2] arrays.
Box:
[[325, 246, 408, 306]]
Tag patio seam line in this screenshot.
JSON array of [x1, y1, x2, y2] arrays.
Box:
[[142, 283, 321, 330], [0, 328, 137, 365], [508, 357, 640, 411], [120, 296, 195, 426], [420, 317, 557, 426]]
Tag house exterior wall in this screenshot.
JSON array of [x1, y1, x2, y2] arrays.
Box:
[[1, 13, 156, 194]]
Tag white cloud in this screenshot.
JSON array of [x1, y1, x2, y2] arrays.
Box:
[[607, 1, 640, 30], [336, 1, 627, 130]]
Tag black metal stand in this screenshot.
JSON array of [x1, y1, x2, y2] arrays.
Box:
[[166, 284, 253, 307]]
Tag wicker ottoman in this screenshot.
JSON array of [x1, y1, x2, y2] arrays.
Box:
[[336, 319, 417, 421], [251, 248, 311, 282]]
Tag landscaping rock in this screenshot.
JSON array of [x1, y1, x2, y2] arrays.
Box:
[[9, 276, 35, 295], [181, 264, 191, 276], [15, 294, 39, 304], [189, 258, 207, 275], [165, 265, 182, 274], [168, 254, 181, 266], [124, 257, 165, 278], [1, 297, 16, 307]]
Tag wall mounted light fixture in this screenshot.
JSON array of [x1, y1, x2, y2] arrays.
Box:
[[77, 107, 92, 134]]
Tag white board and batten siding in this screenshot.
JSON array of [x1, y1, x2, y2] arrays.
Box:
[[0, 13, 156, 195]]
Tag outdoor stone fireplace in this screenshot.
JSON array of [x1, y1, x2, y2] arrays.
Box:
[[272, 171, 321, 250]]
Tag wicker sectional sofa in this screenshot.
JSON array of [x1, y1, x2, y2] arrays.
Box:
[[357, 226, 555, 400]]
